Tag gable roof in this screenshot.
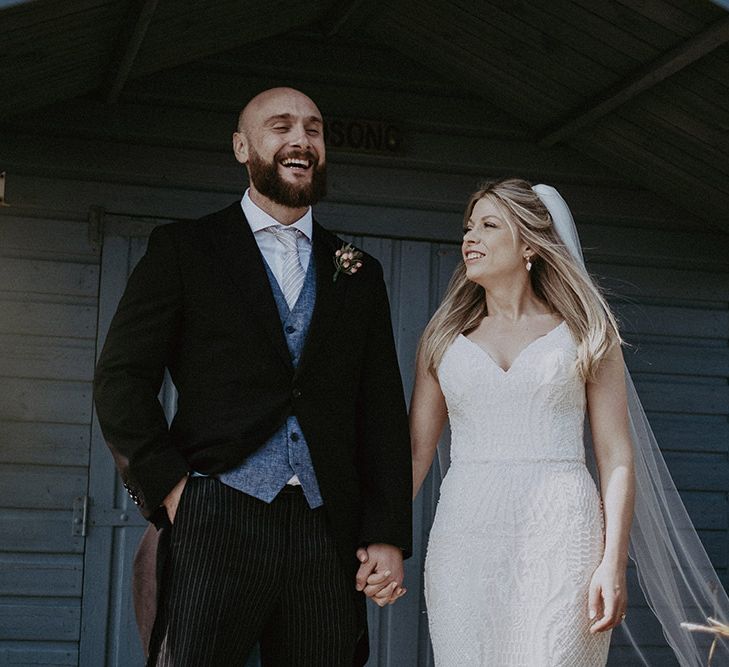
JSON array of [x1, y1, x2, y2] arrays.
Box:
[[1, 0, 728, 229]]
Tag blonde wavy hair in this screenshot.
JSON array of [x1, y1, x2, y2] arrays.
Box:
[[419, 178, 622, 382]]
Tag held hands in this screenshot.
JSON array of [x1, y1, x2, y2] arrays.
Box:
[[588, 560, 628, 633], [355, 544, 407, 607], [162, 474, 188, 524]]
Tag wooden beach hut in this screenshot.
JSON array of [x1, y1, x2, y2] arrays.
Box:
[[1, 1, 728, 664]]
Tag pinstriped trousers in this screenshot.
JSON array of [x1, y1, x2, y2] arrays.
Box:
[[148, 477, 360, 666]]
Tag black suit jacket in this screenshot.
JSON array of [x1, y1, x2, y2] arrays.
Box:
[[93, 202, 413, 570]]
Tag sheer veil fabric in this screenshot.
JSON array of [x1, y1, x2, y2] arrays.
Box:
[[533, 184, 729, 665], [435, 184, 729, 665]]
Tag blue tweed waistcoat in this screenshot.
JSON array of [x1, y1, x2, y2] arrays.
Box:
[[217, 253, 323, 508]]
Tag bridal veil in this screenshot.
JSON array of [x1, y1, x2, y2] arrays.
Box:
[[535, 184, 729, 665]]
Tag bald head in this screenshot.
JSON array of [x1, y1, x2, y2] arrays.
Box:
[[237, 87, 322, 135], [232, 87, 327, 216]]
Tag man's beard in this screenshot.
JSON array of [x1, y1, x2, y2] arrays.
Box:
[[247, 146, 327, 208]]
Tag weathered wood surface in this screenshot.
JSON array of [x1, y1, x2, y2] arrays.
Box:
[[0, 33, 727, 665], [0, 210, 98, 665]]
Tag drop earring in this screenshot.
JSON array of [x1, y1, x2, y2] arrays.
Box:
[[525, 256, 533, 272]]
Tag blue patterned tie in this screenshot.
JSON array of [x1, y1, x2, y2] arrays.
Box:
[[266, 226, 306, 310]]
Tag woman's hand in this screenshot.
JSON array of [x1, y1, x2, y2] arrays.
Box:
[[588, 560, 628, 633]]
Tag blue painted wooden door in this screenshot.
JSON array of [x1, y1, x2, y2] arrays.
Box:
[[80, 218, 172, 667]]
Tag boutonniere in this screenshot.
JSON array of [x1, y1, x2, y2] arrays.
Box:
[[333, 243, 363, 282]]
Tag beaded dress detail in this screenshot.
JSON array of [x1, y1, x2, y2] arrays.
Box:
[[425, 322, 610, 666]]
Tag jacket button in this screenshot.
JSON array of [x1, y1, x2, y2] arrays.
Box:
[[285, 325, 296, 334], [292, 387, 302, 398], [291, 432, 300, 442]]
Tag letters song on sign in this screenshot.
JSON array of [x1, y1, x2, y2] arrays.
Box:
[[323, 118, 403, 155]]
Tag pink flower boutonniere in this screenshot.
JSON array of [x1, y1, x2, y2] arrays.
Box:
[[333, 243, 363, 282]]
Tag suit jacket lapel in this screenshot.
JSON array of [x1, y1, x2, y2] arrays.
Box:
[[210, 203, 293, 372], [296, 221, 347, 376]]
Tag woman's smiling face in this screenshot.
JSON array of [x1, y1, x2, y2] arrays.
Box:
[[462, 197, 529, 285]]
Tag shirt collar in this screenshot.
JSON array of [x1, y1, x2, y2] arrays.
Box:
[[241, 189, 313, 241]]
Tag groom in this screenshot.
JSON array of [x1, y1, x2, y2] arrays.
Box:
[[93, 87, 412, 666]]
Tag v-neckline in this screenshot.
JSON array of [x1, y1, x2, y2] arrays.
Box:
[[459, 321, 566, 375]]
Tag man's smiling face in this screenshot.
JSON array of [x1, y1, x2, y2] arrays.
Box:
[[234, 88, 327, 208]]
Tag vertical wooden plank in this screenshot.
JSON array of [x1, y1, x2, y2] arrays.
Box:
[[369, 240, 429, 667], [80, 232, 136, 667]]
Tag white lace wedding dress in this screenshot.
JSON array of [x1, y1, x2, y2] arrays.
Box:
[[425, 322, 611, 666]]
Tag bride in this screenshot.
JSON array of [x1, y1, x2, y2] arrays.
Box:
[[411, 178, 632, 665], [360, 178, 729, 666]]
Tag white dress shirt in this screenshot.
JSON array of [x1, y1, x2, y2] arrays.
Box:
[[241, 189, 313, 283]]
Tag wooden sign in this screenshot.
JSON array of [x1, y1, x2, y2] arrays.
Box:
[[324, 118, 403, 154]]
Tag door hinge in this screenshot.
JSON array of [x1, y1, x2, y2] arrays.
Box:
[[72, 495, 89, 537]]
